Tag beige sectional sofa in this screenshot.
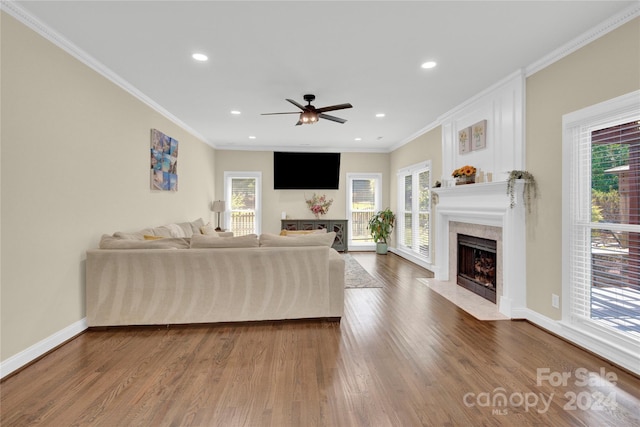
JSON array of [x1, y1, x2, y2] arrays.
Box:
[[86, 219, 345, 327]]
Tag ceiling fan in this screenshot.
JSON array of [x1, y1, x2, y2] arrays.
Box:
[[261, 94, 353, 126]]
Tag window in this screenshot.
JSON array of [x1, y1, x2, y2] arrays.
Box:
[[224, 171, 261, 236], [396, 161, 431, 263], [347, 174, 381, 249], [563, 90, 640, 351]]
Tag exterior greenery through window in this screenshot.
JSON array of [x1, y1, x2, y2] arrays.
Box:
[[397, 161, 431, 262], [347, 174, 381, 249], [224, 172, 262, 236]]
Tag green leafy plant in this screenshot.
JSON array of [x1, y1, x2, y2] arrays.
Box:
[[367, 208, 396, 244], [507, 170, 538, 211]]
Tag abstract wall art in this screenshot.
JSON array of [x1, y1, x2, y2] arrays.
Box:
[[150, 128, 178, 191]]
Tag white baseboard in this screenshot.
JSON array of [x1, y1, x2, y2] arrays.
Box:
[[390, 247, 435, 272], [520, 309, 639, 376], [1, 318, 88, 379]]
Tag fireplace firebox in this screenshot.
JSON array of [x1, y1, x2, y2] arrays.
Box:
[[457, 234, 497, 303]]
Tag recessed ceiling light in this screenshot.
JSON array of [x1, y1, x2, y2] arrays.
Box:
[[376, 113, 385, 118], [354, 137, 362, 141], [192, 53, 208, 62], [230, 110, 241, 115], [421, 61, 437, 69], [248, 136, 256, 139]]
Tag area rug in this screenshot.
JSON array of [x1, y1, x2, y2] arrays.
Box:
[[416, 278, 509, 321], [343, 254, 383, 289]]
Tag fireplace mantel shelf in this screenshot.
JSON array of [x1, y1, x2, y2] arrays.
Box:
[[432, 180, 526, 196]]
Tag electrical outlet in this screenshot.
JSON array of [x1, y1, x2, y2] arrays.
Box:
[[552, 294, 560, 309]]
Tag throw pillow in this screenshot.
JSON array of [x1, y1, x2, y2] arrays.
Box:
[[143, 235, 164, 240], [190, 234, 259, 248], [190, 218, 206, 234], [200, 223, 219, 235], [113, 228, 156, 240], [176, 221, 195, 238], [259, 232, 336, 247]]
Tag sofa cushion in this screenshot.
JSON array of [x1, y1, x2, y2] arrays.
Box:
[[259, 232, 336, 247], [99, 234, 189, 249], [190, 234, 259, 248], [279, 228, 327, 236]]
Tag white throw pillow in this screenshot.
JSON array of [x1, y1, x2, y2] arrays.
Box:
[[200, 222, 219, 235], [259, 232, 336, 247]]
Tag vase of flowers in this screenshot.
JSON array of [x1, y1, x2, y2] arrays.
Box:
[[305, 193, 333, 219], [452, 165, 477, 185]]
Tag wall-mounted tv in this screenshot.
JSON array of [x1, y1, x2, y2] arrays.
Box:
[[274, 151, 340, 190]]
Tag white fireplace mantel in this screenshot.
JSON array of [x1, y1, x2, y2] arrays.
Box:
[[432, 180, 527, 318]]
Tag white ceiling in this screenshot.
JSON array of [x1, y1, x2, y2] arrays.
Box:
[[10, 1, 637, 152]]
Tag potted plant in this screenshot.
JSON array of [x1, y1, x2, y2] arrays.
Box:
[[367, 208, 396, 255], [507, 170, 537, 211]]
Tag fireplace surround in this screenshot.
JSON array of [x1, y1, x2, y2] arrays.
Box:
[[432, 181, 527, 318]]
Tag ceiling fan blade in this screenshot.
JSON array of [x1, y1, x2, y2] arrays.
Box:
[[315, 103, 353, 113], [295, 119, 303, 126], [319, 113, 347, 124], [261, 112, 300, 115], [286, 99, 307, 111]]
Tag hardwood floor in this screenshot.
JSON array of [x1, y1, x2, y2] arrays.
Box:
[[2, 252, 639, 426]]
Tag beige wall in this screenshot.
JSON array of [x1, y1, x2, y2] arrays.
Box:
[[525, 17, 640, 319], [1, 14, 217, 361], [215, 150, 390, 235], [389, 127, 442, 250]]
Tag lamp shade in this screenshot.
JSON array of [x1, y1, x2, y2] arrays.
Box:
[[211, 200, 226, 213]]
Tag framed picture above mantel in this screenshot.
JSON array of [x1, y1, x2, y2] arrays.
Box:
[[458, 119, 487, 154]]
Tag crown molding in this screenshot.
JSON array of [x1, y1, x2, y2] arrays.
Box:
[[1, 0, 214, 147], [525, 3, 640, 77], [392, 3, 640, 150]]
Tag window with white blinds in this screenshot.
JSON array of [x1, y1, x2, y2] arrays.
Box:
[[397, 161, 431, 262], [224, 171, 261, 236], [563, 91, 640, 344], [347, 174, 381, 248]]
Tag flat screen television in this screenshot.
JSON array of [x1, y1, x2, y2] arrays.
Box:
[[274, 152, 340, 190]]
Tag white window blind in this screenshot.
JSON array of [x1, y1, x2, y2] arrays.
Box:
[[563, 91, 640, 343]]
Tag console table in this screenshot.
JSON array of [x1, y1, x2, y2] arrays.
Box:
[[281, 219, 348, 252]]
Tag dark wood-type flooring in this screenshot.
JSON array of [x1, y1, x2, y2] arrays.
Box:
[[2, 252, 639, 426]]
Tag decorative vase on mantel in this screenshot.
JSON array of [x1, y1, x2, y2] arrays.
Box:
[[456, 173, 476, 185]]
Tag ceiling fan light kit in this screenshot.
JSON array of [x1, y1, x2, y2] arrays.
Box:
[[262, 94, 352, 126]]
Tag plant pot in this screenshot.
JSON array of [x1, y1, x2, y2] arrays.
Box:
[[455, 173, 476, 185], [376, 242, 389, 255]]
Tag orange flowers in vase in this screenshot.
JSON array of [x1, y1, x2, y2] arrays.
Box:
[[452, 165, 477, 185]]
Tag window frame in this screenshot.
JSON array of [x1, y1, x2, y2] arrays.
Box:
[[561, 90, 640, 361], [224, 171, 262, 236], [396, 161, 432, 264], [346, 173, 382, 250]]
